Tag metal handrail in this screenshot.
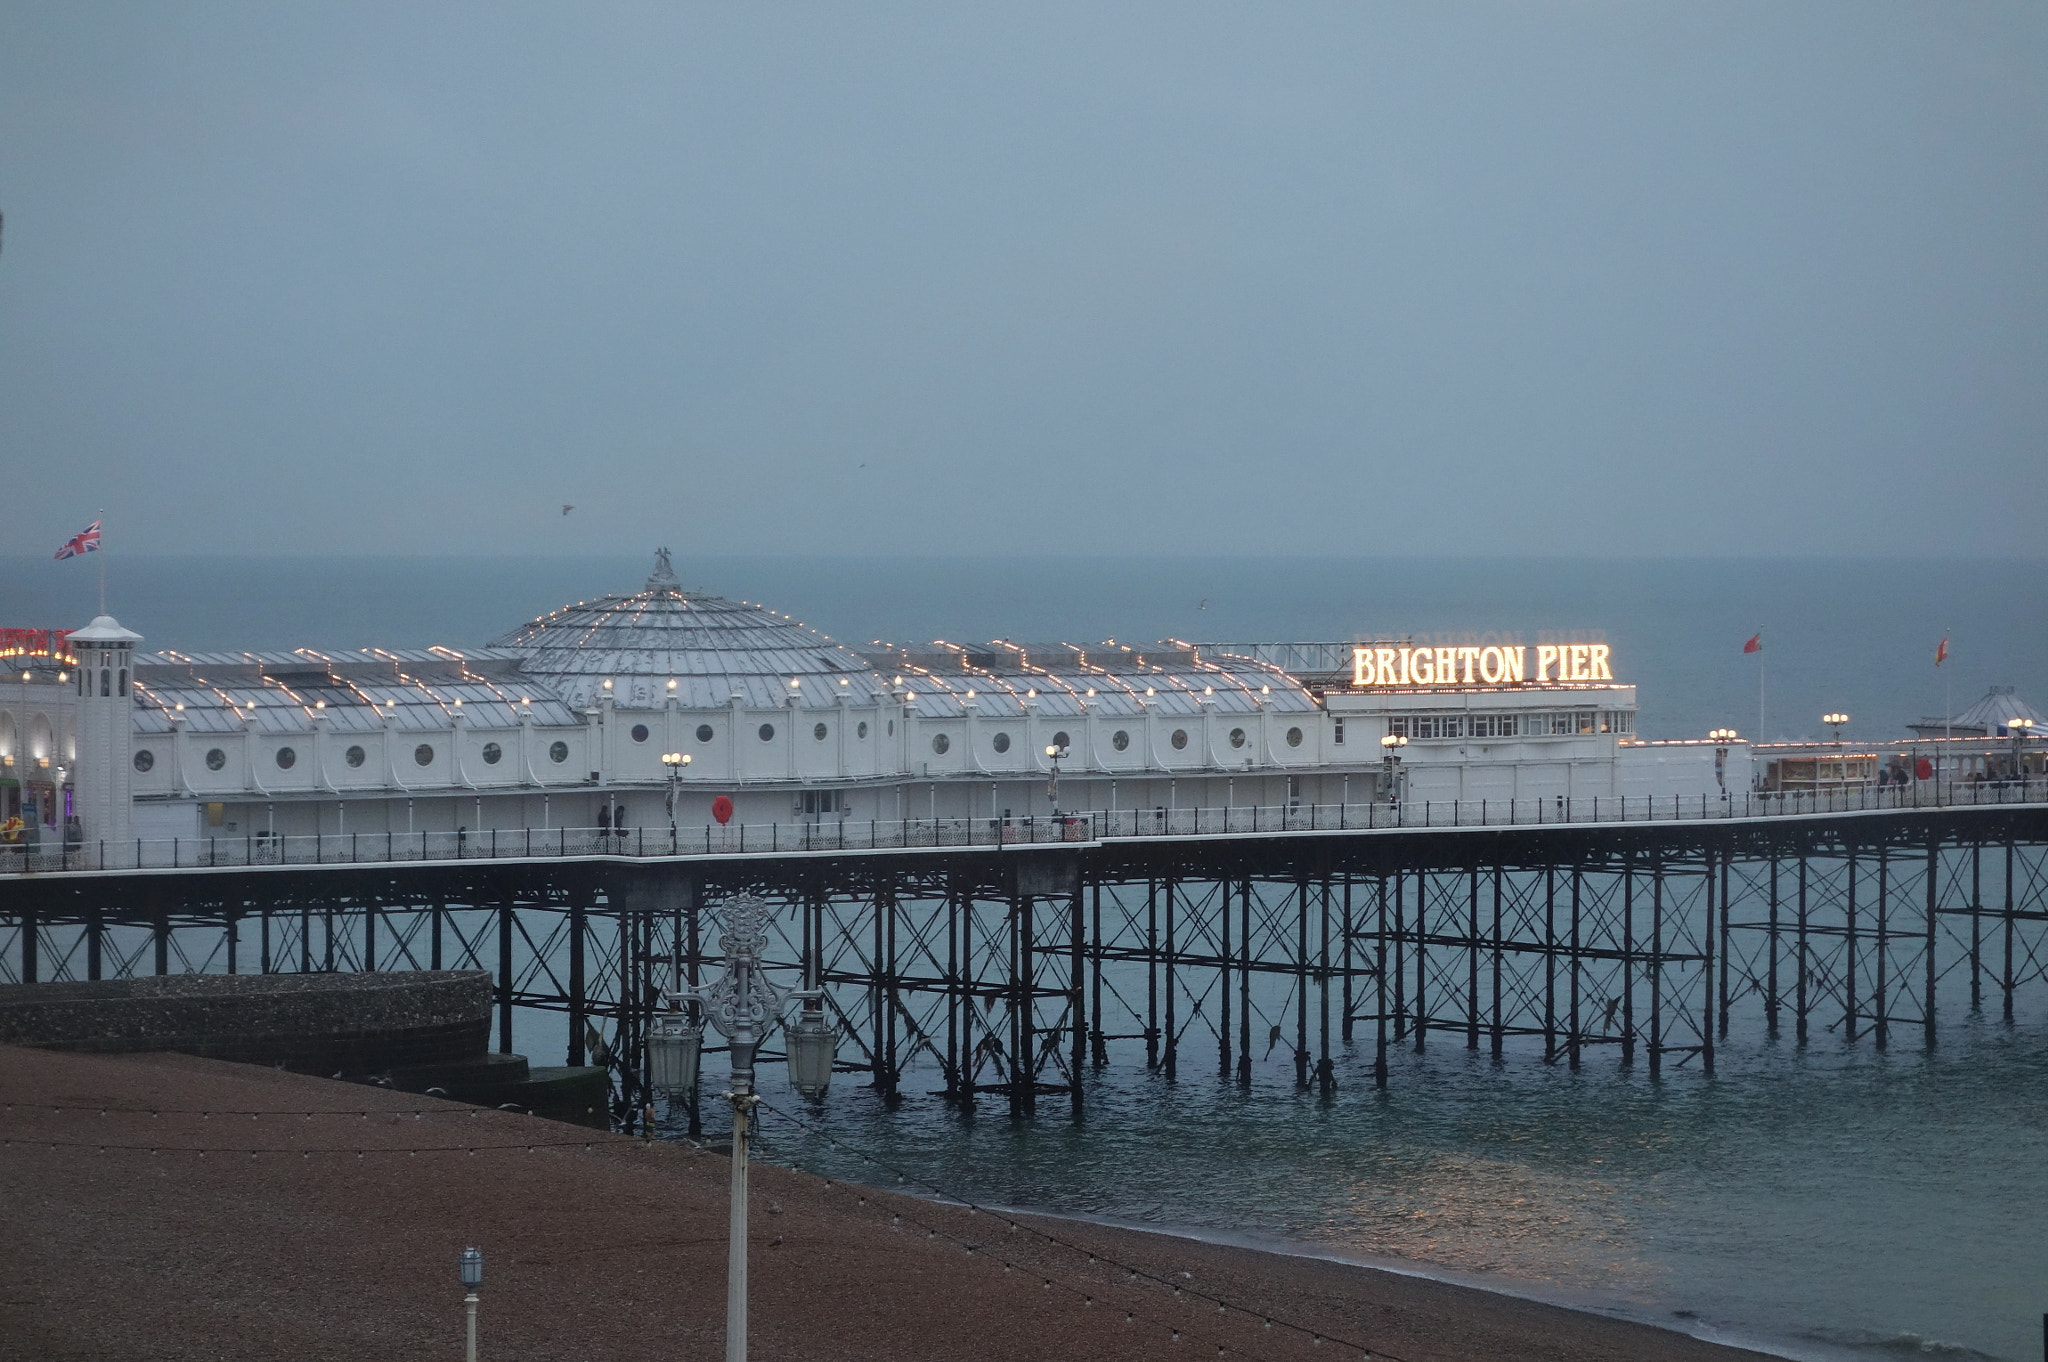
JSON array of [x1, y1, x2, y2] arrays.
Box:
[[5, 777, 2045, 875]]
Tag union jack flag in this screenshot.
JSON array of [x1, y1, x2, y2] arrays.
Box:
[[54, 521, 101, 561]]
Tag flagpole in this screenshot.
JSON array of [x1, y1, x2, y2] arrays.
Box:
[[1758, 636, 1766, 741], [97, 511, 106, 616]]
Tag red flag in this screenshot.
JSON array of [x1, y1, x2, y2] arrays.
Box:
[[1934, 637, 1949, 666], [1742, 633, 1761, 654]]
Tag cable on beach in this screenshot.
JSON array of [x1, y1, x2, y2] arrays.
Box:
[[3, 1101, 534, 1119], [7, 1137, 601, 1155]]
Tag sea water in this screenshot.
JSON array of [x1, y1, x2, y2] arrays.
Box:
[[4, 553, 2045, 1357], [740, 1015, 2048, 1362]]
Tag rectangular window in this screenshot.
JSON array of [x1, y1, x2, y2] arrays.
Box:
[[1333, 719, 1345, 745]]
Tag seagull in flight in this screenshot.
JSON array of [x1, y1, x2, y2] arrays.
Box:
[[561, 505, 575, 516]]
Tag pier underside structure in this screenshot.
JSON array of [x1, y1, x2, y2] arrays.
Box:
[[5, 805, 2047, 1127]]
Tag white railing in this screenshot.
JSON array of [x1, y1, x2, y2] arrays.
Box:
[[4, 778, 2046, 875]]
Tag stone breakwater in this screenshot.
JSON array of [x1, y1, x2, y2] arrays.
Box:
[[0, 970, 491, 1072]]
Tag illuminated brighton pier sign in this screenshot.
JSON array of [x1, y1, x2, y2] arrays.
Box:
[[1352, 642, 1614, 687]]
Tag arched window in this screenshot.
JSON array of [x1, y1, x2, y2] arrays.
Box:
[[118, 668, 128, 696], [99, 669, 110, 697]]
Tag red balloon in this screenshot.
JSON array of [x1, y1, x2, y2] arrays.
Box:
[[1914, 758, 1933, 781], [712, 795, 734, 825]]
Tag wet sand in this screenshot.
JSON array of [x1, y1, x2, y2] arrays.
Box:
[[0, 1044, 1776, 1361]]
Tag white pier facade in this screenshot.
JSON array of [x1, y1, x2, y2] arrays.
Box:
[[8, 552, 1767, 855]]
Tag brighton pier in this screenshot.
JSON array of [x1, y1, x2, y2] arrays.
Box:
[[2, 557, 2045, 1127]]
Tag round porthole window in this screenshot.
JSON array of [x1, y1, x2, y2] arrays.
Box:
[[481, 742, 502, 765], [1170, 729, 1189, 750], [549, 740, 569, 764], [1285, 727, 1304, 748], [1111, 730, 1130, 752], [758, 723, 775, 742], [857, 721, 868, 738], [132, 749, 154, 773], [696, 724, 714, 742], [992, 732, 1011, 753], [630, 724, 650, 743], [275, 747, 297, 770], [414, 743, 434, 766], [1229, 728, 1247, 749], [205, 748, 226, 771], [932, 733, 951, 755], [1052, 730, 1070, 750], [814, 722, 828, 741], [345, 745, 366, 767]]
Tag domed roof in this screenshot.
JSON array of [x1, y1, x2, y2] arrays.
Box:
[[490, 550, 880, 709]]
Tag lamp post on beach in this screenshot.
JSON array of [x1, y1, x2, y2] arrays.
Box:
[[458, 1246, 482, 1362], [647, 894, 837, 1362]]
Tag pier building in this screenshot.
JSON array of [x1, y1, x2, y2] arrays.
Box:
[[6, 551, 1768, 851]]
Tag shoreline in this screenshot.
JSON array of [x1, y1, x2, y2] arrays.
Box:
[[1000, 1205, 1824, 1362], [3, 1043, 1791, 1361]]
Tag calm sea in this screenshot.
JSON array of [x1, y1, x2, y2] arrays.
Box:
[[5, 553, 2046, 1358]]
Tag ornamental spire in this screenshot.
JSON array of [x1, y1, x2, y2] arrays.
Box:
[[646, 547, 681, 593]]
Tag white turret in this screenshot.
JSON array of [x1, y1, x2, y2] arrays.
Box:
[[69, 615, 142, 849]]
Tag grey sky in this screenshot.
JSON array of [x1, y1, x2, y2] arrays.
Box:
[[2, 3, 2043, 557]]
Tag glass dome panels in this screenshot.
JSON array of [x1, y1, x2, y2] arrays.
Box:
[[489, 553, 882, 709]]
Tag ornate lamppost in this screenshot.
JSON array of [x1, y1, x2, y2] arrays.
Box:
[[648, 895, 836, 1362], [2009, 716, 2035, 785], [662, 751, 691, 848], [1822, 713, 1849, 745], [1044, 742, 1067, 817], [1379, 732, 1407, 804]]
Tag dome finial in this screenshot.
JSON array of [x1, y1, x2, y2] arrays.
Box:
[[646, 547, 680, 593]]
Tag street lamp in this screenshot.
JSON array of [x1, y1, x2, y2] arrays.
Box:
[[1044, 743, 1067, 816], [1379, 733, 1408, 803], [1707, 728, 1739, 743], [1822, 713, 1849, 744], [2010, 716, 2035, 784], [662, 752, 691, 847], [458, 1247, 483, 1362], [647, 895, 836, 1362]]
